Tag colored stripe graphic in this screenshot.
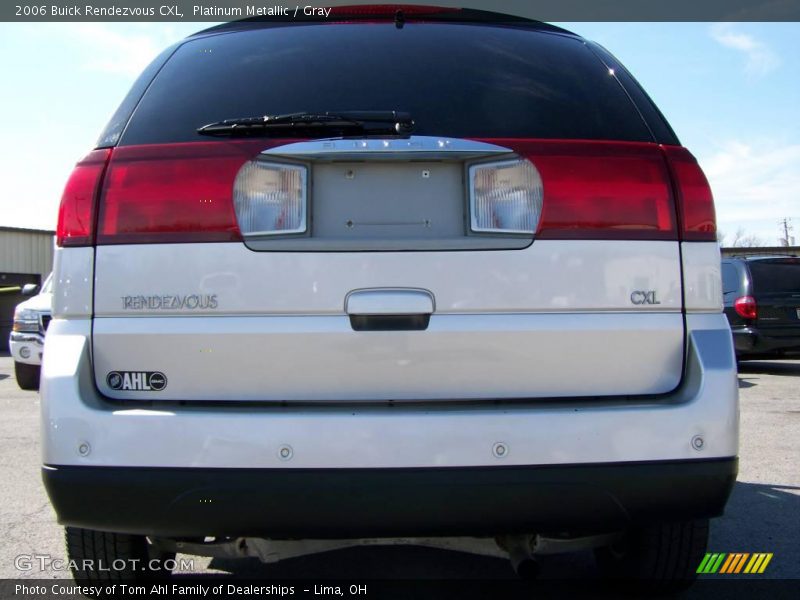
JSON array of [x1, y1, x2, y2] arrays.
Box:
[[710, 553, 726, 573], [719, 554, 736, 574], [697, 553, 727, 574], [702, 552, 774, 574], [733, 553, 750, 574], [720, 553, 750, 574], [758, 554, 773, 573], [744, 553, 774, 574], [696, 553, 714, 574]]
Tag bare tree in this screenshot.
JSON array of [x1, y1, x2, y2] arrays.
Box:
[[729, 227, 765, 248]]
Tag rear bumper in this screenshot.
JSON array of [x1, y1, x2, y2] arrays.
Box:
[[40, 313, 740, 536], [40, 313, 739, 471], [43, 458, 737, 538], [40, 313, 739, 536], [732, 326, 800, 357]]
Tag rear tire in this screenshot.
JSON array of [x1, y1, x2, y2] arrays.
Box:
[[595, 519, 709, 593], [14, 361, 40, 391], [65, 527, 174, 586]]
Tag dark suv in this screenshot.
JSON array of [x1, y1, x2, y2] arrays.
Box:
[[722, 256, 800, 360]]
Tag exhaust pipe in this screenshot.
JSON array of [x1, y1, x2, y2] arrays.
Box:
[[498, 535, 540, 580]]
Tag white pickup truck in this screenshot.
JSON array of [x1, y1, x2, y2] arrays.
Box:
[[9, 273, 52, 390]]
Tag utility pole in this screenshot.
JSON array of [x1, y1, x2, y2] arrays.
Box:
[[779, 217, 794, 247]]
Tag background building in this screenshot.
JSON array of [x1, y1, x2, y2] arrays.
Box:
[[0, 227, 54, 351], [721, 246, 800, 258]]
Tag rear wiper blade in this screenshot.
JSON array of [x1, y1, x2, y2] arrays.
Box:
[[197, 111, 414, 137]]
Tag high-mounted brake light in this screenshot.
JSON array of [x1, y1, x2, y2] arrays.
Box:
[[56, 149, 111, 247], [734, 295, 757, 320], [329, 4, 459, 16], [662, 146, 717, 242]]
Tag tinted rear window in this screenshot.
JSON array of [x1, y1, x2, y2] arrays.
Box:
[[721, 263, 740, 294], [120, 24, 652, 145], [749, 259, 800, 294]]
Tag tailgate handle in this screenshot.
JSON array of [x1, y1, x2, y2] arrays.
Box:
[[345, 288, 434, 331]]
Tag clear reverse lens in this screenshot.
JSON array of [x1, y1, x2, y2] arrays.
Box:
[[469, 158, 543, 234], [233, 160, 307, 236]]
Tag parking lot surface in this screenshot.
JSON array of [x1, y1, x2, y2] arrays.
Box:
[[1, 354, 797, 588]]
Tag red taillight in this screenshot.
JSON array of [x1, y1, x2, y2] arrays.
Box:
[[662, 146, 717, 241], [734, 296, 757, 320], [56, 149, 112, 247], [97, 141, 266, 244], [492, 140, 677, 240], [91, 139, 716, 245]]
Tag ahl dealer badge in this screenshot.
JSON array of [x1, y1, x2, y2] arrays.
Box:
[[107, 371, 168, 392]]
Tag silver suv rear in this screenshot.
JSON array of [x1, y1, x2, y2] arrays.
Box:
[[42, 7, 737, 590]]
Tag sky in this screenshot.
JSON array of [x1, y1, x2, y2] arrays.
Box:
[[0, 21, 797, 245]]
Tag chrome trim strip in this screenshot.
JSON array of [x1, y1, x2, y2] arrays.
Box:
[[262, 136, 513, 160], [10, 332, 44, 345]]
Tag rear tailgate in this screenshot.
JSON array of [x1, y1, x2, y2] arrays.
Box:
[[81, 19, 709, 402], [750, 258, 800, 334], [93, 241, 684, 401], [91, 138, 686, 401]]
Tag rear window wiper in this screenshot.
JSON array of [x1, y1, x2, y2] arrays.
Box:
[[197, 111, 414, 138]]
